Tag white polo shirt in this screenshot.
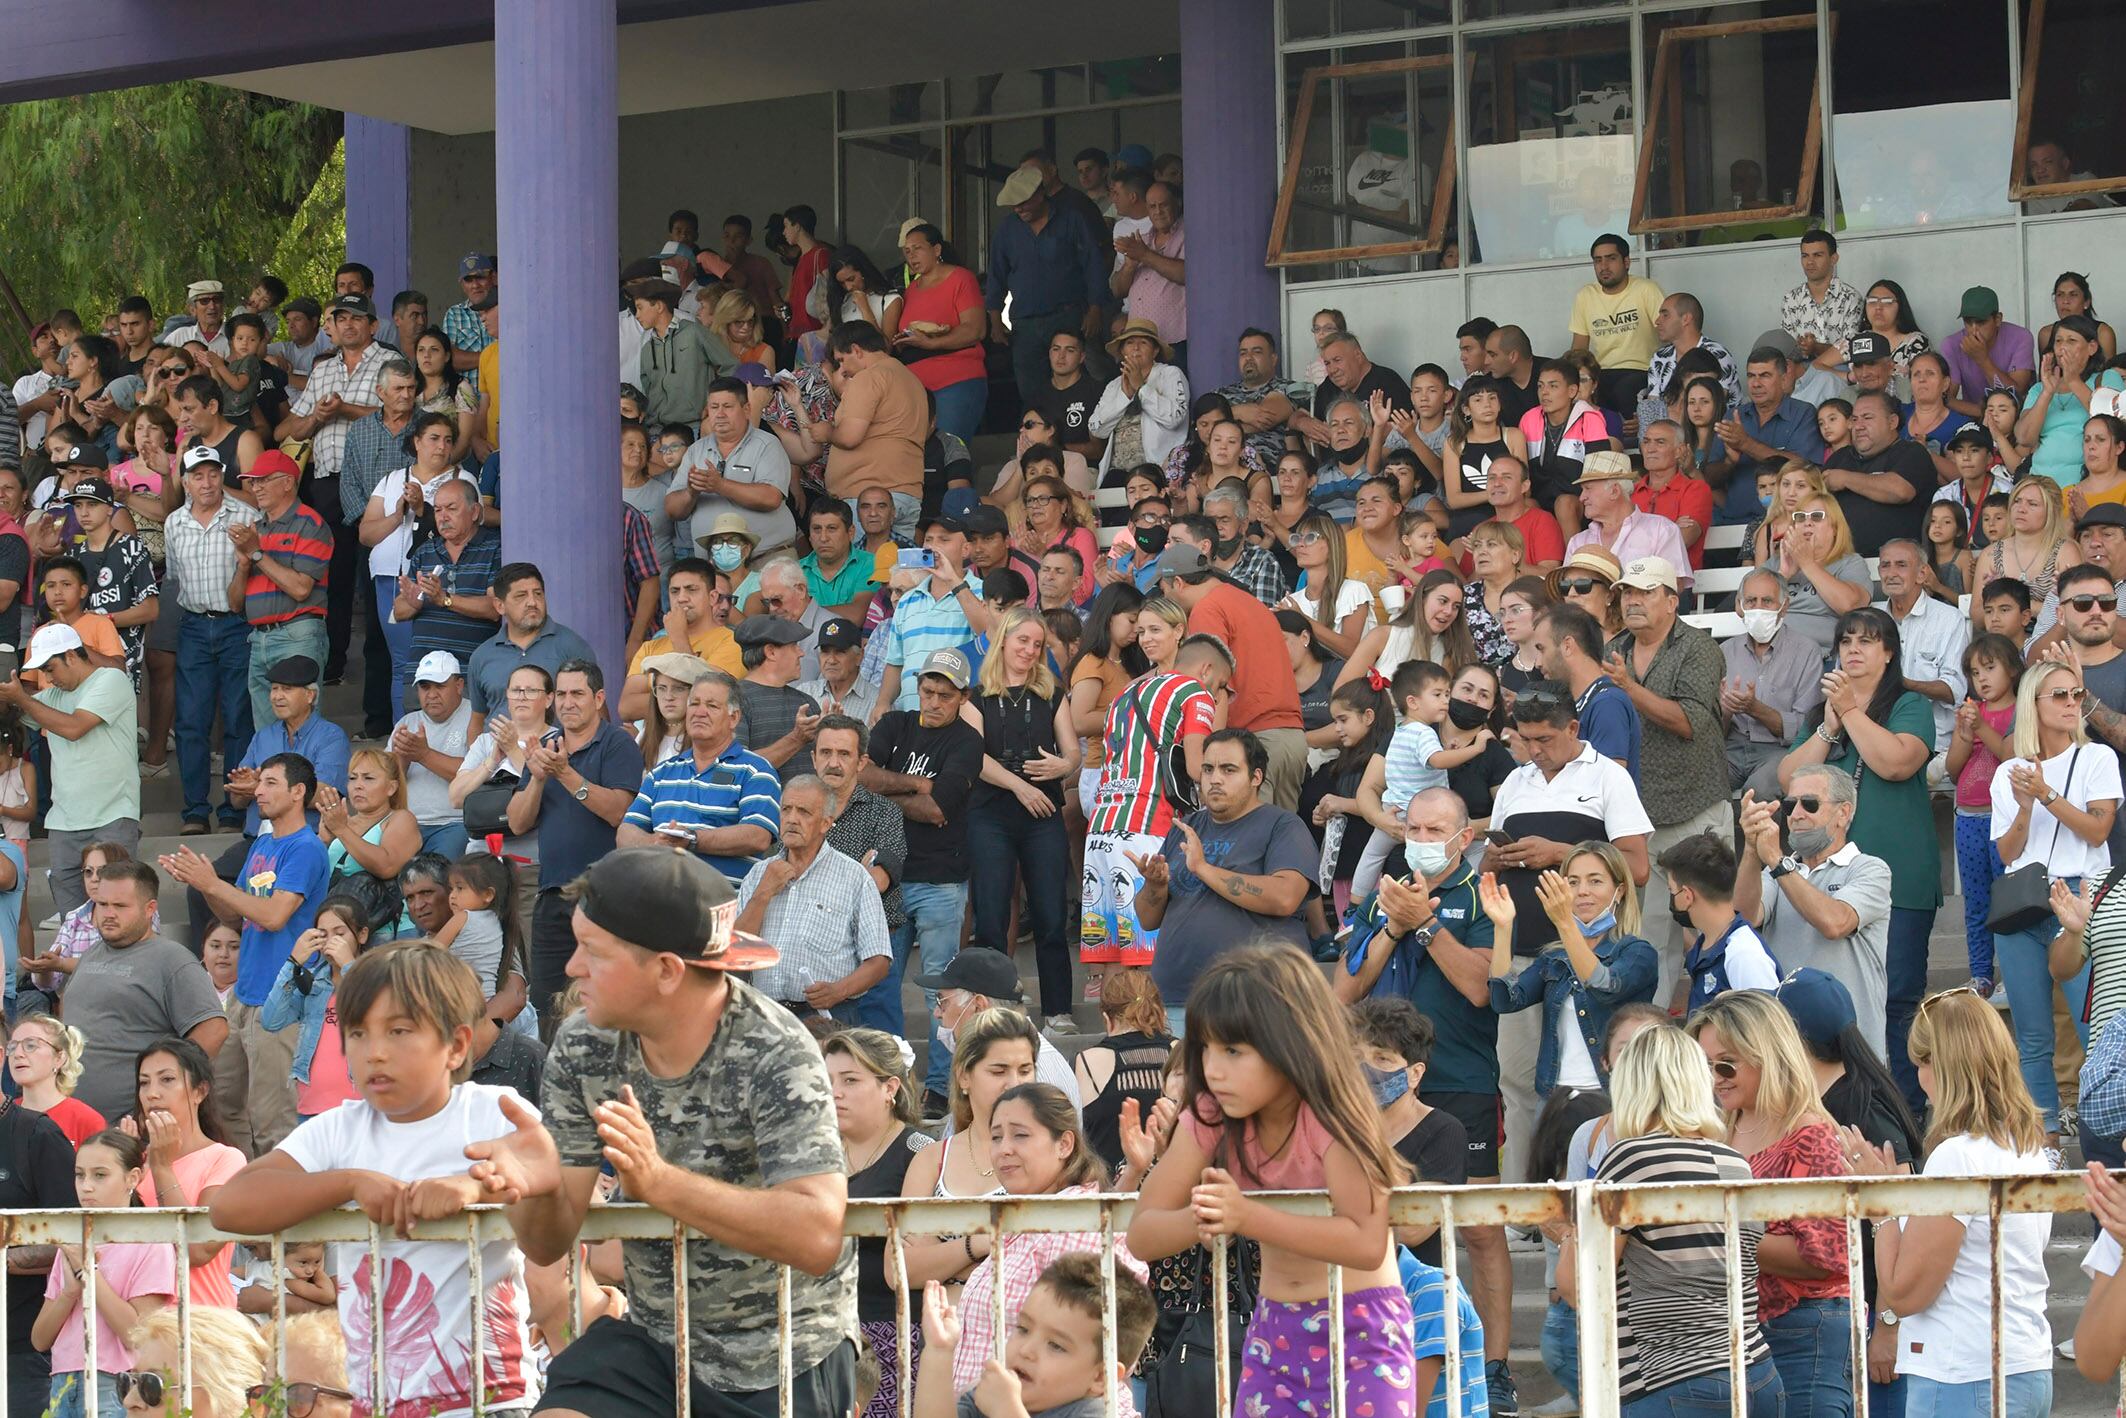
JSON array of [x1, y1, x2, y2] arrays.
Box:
[[1489, 739, 1655, 954]]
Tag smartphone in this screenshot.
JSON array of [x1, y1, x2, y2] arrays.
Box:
[[540, 728, 563, 751], [0, 646, 17, 684], [1486, 830, 1514, 848], [654, 822, 695, 840], [898, 547, 937, 570]]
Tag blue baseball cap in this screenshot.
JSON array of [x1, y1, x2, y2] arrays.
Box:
[[1115, 143, 1155, 172], [458, 251, 497, 277], [1776, 968, 1857, 1047]]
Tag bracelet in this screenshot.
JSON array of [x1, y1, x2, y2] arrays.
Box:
[[1816, 727, 1839, 746], [963, 1235, 977, 1264]]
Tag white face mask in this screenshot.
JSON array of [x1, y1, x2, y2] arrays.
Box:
[[1740, 607, 1781, 644]]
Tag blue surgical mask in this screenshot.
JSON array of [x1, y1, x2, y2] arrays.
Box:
[[1364, 1062, 1410, 1108], [1760, 490, 1775, 509], [710, 542, 746, 572], [1578, 906, 1618, 939], [1404, 838, 1452, 879]]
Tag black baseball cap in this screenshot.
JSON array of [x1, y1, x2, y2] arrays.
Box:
[[64, 477, 117, 507], [962, 505, 1010, 538], [1847, 331, 1891, 364], [328, 293, 376, 319], [913, 947, 1024, 1001], [816, 617, 864, 650], [1944, 425, 1992, 452], [577, 847, 777, 970], [53, 444, 108, 471], [917, 512, 967, 537]]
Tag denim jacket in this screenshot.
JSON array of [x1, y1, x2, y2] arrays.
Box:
[[260, 955, 335, 1084], [1487, 931, 1659, 1096]]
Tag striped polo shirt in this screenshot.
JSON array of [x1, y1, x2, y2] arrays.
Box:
[[623, 739, 783, 888], [882, 571, 984, 710], [245, 503, 333, 626]]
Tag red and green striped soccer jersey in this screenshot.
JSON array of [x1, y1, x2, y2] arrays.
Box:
[[1088, 671, 1216, 838]]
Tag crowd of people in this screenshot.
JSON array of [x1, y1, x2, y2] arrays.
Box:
[[0, 142, 2123, 1418]]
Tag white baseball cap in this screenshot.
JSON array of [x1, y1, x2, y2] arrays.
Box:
[[20, 622, 83, 671], [413, 651, 463, 685]]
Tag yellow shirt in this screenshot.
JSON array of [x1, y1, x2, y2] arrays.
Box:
[[628, 624, 744, 680], [1568, 276, 1664, 373], [478, 341, 502, 450], [1343, 527, 1397, 617]]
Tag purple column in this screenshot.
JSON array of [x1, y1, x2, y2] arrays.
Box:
[[344, 115, 412, 301], [1179, 0, 1280, 396], [495, 0, 622, 680]]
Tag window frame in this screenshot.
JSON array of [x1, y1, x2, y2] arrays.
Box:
[[1625, 12, 1826, 235], [1265, 53, 1459, 268], [2007, 0, 2124, 203]]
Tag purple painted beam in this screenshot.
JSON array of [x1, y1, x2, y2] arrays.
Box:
[[494, 0, 623, 681], [0, 0, 806, 106], [344, 116, 412, 303], [1179, 0, 1280, 396]]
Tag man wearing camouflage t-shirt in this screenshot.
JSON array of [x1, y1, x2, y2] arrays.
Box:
[[469, 848, 857, 1416]]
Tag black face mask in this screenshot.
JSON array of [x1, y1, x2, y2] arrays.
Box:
[[1136, 525, 1169, 554], [1669, 902, 1696, 931], [1447, 699, 1491, 731], [1213, 533, 1244, 560]]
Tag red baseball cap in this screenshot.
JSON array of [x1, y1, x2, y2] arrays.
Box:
[[242, 450, 301, 480]]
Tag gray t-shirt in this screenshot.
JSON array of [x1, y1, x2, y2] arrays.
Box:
[[1756, 847, 1894, 1057], [67, 936, 224, 1119], [1784, 553, 1872, 655], [396, 698, 475, 827], [1149, 804, 1320, 1008], [2082, 647, 2126, 863], [450, 908, 508, 995], [736, 679, 821, 780], [622, 472, 678, 572]]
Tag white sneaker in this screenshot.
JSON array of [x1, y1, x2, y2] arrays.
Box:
[[2059, 1337, 2077, 1362], [1528, 1396, 1580, 1418], [2044, 1145, 2066, 1173], [36, 912, 59, 930], [1043, 1015, 1081, 1036]]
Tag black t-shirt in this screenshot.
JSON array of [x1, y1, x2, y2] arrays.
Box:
[[1447, 737, 1518, 822], [1497, 371, 1539, 428], [921, 433, 975, 520], [1825, 439, 1934, 557], [1296, 658, 1344, 733], [849, 1125, 933, 1321], [0, 1104, 80, 1357], [1313, 365, 1412, 423], [970, 684, 1066, 810], [868, 710, 985, 882], [1039, 371, 1103, 450], [0, 530, 28, 648], [1821, 1070, 1918, 1305], [254, 360, 292, 430], [1393, 1106, 1470, 1268]]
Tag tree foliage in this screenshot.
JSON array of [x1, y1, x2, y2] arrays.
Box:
[[0, 82, 340, 344]]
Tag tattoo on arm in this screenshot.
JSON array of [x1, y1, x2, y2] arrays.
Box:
[[2089, 702, 2126, 751], [1221, 872, 1263, 899]]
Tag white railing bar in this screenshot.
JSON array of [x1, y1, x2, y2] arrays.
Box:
[[83, 1211, 98, 1418], [468, 1214, 486, 1417], [1328, 1247, 1347, 1418], [1099, 1209, 1119, 1418], [778, 1262, 794, 1418], [890, 1212, 912, 1418], [3, 1224, 13, 1411], [175, 1211, 191, 1418], [566, 1238, 584, 1351], [368, 1220, 385, 1417], [1574, 1181, 1620, 1418], [1989, 1181, 2005, 1418], [989, 1200, 1007, 1370], [1213, 1232, 1233, 1418], [1441, 1192, 1463, 1418], [1724, 1188, 1745, 1418], [674, 1219, 692, 1418], [271, 1229, 287, 1396], [1844, 1195, 1867, 1418]]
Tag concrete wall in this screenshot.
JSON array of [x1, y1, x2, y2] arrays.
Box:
[[407, 93, 835, 304], [1282, 211, 2126, 385]]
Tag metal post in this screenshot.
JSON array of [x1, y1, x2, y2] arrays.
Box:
[[1100, 1206, 1119, 1418], [468, 1216, 486, 1416], [1441, 1191, 1464, 1418], [1574, 1181, 1620, 1418], [82, 1215, 97, 1418]]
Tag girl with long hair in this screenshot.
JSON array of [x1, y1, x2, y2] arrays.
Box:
[[318, 748, 421, 930], [1679, 374, 1735, 483], [1442, 663, 1516, 823], [1128, 944, 1415, 1418], [1497, 574, 1554, 699], [1072, 972, 1175, 1173], [436, 852, 532, 1034], [1842, 990, 2053, 1418], [1268, 449, 1316, 548], [2072, 412, 2126, 516], [1337, 567, 1480, 689], [411, 326, 477, 459], [1691, 990, 1854, 1418], [1281, 510, 1370, 659], [1946, 633, 2023, 996], [1974, 473, 2080, 633], [1826, 280, 1930, 395], [2017, 312, 2126, 485], [131, 1037, 248, 1309], [1278, 610, 1346, 766], [823, 245, 902, 335], [1069, 583, 1149, 841], [1442, 376, 1528, 539], [6, 1013, 104, 1145], [903, 1009, 1040, 1278], [261, 893, 378, 1120], [1920, 500, 1973, 602], [35, 1128, 175, 1418], [1300, 676, 1394, 919], [1162, 393, 1266, 501], [824, 1027, 930, 1418]]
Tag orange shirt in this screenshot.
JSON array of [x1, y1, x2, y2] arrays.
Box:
[[23, 613, 124, 690], [1188, 581, 1301, 732]]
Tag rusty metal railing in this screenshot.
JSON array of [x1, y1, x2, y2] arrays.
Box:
[[4, 1171, 2103, 1418]]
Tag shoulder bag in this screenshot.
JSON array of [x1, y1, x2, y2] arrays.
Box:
[[1144, 1242, 1255, 1418], [1987, 745, 2082, 935]]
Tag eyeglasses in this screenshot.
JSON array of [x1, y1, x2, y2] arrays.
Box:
[[1864, 295, 1898, 306], [1133, 513, 1169, 527], [2065, 595, 2119, 613], [248, 1381, 358, 1416], [504, 686, 547, 699], [1789, 509, 1829, 524], [1019, 420, 1044, 431], [1556, 578, 1603, 596], [1290, 531, 1325, 547], [2043, 684, 2089, 705], [1708, 1059, 1740, 1080], [4, 1039, 50, 1057], [1779, 795, 1823, 815], [1024, 495, 1058, 509], [116, 1372, 166, 1407]]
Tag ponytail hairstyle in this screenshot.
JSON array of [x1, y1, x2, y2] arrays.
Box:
[[822, 1027, 921, 1127], [447, 852, 525, 992], [78, 1128, 147, 1205], [1098, 971, 1169, 1038]]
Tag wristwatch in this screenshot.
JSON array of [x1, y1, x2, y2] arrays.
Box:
[[442, 591, 454, 610], [1877, 1307, 1900, 1327], [1770, 854, 1802, 879], [2045, 789, 2061, 806], [1407, 922, 1439, 949], [571, 779, 590, 802]]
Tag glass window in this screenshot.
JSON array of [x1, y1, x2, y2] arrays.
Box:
[[1269, 42, 1457, 280], [950, 66, 1091, 120], [841, 81, 939, 131], [1089, 55, 1182, 101], [1464, 22, 1634, 265], [2012, 0, 2126, 212], [1631, 3, 1823, 244], [1464, 0, 1611, 20], [1284, 0, 1449, 43], [1830, 0, 2011, 230], [842, 134, 943, 272]]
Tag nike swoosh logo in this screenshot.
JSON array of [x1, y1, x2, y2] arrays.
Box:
[[1355, 170, 1393, 191]]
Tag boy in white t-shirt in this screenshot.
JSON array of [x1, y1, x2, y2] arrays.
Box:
[[208, 944, 542, 1417]]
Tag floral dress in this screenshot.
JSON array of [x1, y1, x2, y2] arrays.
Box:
[[1466, 596, 1513, 668]]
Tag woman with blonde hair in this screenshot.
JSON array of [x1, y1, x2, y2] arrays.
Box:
[[6, 1012, 103, 1146], [1843, 990, 2053, 1418], [968, 605, 1083, 1029], [1748, 460, 1826, 568], [259, 1310, 356, 1415], [1989, 652, 2120, 1138], [1133, 595, 1189, 674], [1280, 510, 1371, 659], [825, 1028, 931, 1418], [1690, 990, 1853, 1418], [1558, 1023, 1783, 1417], [1073, 971, 1176, 1172], [318, 748, 421, 932], [1779, 490, 1872, 654], [901, 1009, 1039, 1283], [125, 1304, 268, 1418], [1975, 473, 2081, 634]]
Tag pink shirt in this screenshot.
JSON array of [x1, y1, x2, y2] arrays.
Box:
[[137, 1143, 249, 1308], [43, 1241, 178, 1373], [295, 996, 359, 1118], [1565, 510, 1696, 589], [1126, 222, 1187, 344], [1183, 1098, 1336, 1190]]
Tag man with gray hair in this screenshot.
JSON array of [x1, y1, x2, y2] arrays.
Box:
[[735, 773, 891, 1023], [1876, 538, 1968, 787], [1720, 567, 1824, 793], [1734, 773, 1893, 1055], [756, 556, 827, 679], [1291, 330, 1410, 447], [1201, 481, 1289, 604]]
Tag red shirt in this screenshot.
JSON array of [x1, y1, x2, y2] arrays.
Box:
[[786, 244, 832, 336], [1631, 474, 1716, 569], [1457, 504, 1565, 574], [40, 1096, 105, 1149]]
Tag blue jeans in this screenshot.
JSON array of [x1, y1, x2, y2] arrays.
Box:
[[1994, 889, 2092, 1130], [374, 575, 416, 716], [246, 616, 327, 730], [931, 376, 988, 445], [967, 799, 1071, 1016], [1884, 905, 1938, 1117], [176, 611, 254, 825], [855, 924, 912, 1038], [902, 880, 969, 1096], [1762, 1298, 1852, 1418], [47, 1371, 122, 1418], [420, 821, 470, 860], [1540, 1296, 1579, 1395], [1622, 1358, 1784, 1418], [1902, 1371, 2050, 1418], [1953, 812, 2000, 981]]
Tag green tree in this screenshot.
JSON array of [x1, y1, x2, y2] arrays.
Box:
[[0, 82, 339, 352]]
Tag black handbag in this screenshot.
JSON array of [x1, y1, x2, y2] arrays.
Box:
[[462, 769, 520, 839], [329, 859, 404, 934], [1988, 745, 2082, 935], [1144, 1243, 1254, 1418]]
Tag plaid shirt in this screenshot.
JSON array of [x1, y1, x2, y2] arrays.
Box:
[[952, 1184, 1148, 1404], [163, 497, 259, 613], [622, 502, 658, 631], [823, 784, 905, 929], [405, 527, 504, 663], [294, 341, 393, 479], [340, 411, 417, 522], [444, 303, 493, 393], [1226, 544, 1289, 605], [738, 843, 892, 1002]]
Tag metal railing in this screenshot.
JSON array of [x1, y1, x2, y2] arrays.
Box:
[[9, 1171, 2108, 1418]]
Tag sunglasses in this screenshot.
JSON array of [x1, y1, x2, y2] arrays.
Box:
[[1789, 509, 1829, 524], [1019, 419, 1045, 431], [1556, 577, 1603, 596], [2043, 684, 2088, 705], [1290, 531, 1325, 547], [157, 365, 187, 379], [248, 1381, 358, 1416], [117, 1372, 166, 1406], [1516, 684, 1569, 707], [1779, 794, 1823, 815], [2065, 595, 2118, 613], [1709, 1059, 1740, 1080]]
